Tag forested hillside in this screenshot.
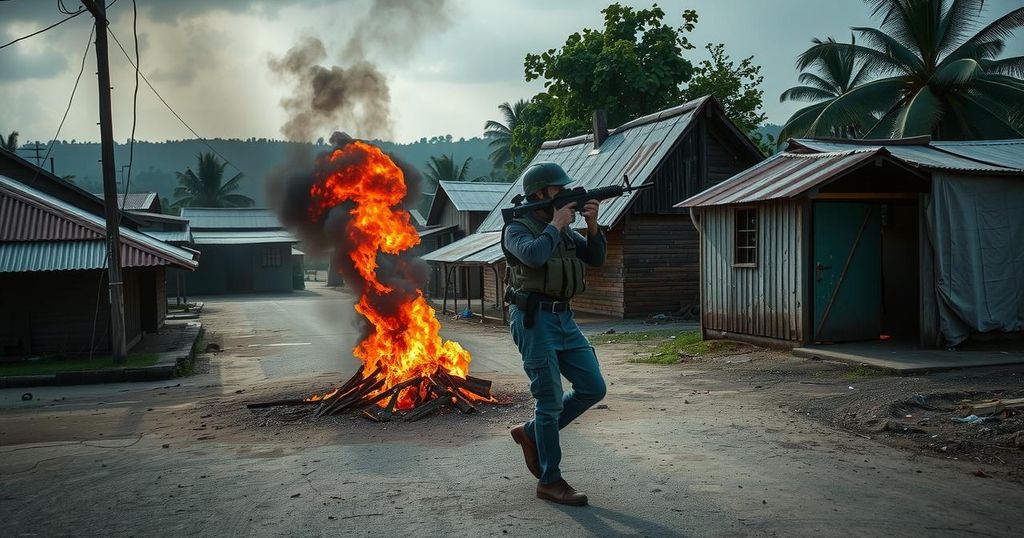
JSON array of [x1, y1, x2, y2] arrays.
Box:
[[29, 136, 496, 207]]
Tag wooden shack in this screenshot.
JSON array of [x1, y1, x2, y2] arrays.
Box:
[[422, 96, 764, 318]]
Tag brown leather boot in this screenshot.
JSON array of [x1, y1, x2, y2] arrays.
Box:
[[510, 424, 541, 479], [536, 478, 588, 506]]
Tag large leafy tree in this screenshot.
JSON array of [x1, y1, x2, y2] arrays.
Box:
[[786, 0, 1024, 140], [172, 152, 253, 209], [484, 100, 528, 171], [523, 3, 699, 138], [1, 131, 18, 152], [682, 43, 773, 153]]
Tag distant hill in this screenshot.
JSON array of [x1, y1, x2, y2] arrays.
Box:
[[26, 136, 501, 209]]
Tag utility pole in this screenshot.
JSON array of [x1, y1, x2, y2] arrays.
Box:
[[82, 0, 127, 364]]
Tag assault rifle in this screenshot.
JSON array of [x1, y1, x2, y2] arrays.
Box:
[[501, 174, 654, 224]]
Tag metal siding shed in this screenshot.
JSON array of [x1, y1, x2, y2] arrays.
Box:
[[930, 139, 1024, 170], [789, 138, 1024, 173]]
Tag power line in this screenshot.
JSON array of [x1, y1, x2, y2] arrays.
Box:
[[0, 5, 86, 50], [107, 27, 246, 177], [27, 21, 96, 189]]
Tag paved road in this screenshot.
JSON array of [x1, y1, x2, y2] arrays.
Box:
[[1, 290, 1021, 537]]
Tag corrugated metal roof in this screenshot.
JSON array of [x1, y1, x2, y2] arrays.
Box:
[[1, 192, 103, 241], [408, 208, 427, 228], [461, 241, 505, 265], [0, 176, 198, 271], [678, 149, 884, 207], [0, 240, 189, 272], [437, 181, 512, 212], [930, 139, 1024, 170], [91, 191, 158, 211], [180, 208, 284, 230], [143, 230, 192, 244], [418, 224, 457, 239], [192, 230, 296, 245], [291, 248, 304, 256], [420, 232, 501, 264], [790, 138, 1024, 173], [476, 97, 713, 233]]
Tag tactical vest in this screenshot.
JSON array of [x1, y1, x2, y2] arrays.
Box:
[[502, 216, 586, 300]]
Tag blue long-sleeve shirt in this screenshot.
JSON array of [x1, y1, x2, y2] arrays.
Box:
[[503, 218, 606, 268]]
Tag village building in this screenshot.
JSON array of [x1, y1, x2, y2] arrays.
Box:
[[421, 96, 764, 319], [91, 191, 163, 213], [678, 137, 1024, 349], [419, 180, 511, 299], [0, 166, 198, 356], [176, 207, 299, 295]]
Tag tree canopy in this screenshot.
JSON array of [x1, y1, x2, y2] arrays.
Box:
[[781, 0, 1024, 140], [172, 152, 254, 209]]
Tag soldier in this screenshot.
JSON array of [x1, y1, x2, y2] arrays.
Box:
[[502, 161, 607, 506]]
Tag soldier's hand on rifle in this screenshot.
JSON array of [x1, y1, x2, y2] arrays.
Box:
[[551, 202, 576, 231], [581, 199, 600, 225]]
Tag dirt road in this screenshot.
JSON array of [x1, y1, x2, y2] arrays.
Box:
[[1, 290, 1021, 537]]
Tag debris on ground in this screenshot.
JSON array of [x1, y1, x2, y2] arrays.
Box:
[[21, 393, 32, 401]]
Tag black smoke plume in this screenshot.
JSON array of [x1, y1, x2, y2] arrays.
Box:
[[267, 133, 428, 326], [269, 0, 453, 142]]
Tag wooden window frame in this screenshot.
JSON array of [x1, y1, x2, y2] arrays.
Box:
[[733, 206, 758, 268], [262, 247, 282, 268]]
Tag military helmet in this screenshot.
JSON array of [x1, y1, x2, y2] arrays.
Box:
[[521, 161, 572, 196]]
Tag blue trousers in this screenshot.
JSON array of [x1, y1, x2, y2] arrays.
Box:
[[509, 305, 607, 484]]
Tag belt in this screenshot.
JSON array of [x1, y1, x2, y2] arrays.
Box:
[[536, 300, 571, 313]]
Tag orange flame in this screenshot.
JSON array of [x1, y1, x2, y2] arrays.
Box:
[[305, 141, 477, 410]]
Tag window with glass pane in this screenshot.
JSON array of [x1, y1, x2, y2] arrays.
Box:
[[734, 207, 757, 267], [262, 247, 281, 267]]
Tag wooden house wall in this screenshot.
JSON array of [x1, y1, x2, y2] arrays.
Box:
[[0, 267, 152, 356], [621, 215, 700, 317], [483, 261, 506, 307], [572, 228, 625, 317], [699, 200, 804, 343]]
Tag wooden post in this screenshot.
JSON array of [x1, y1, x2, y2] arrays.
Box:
[[479, 266, 485, 323], [82, 0, 127, 363]]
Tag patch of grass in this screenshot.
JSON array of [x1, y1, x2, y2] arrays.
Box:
[[0, 354, 160, 377], [591, 328, 679, 344], [641, 332, 747, 364], [842, 364, 891, 379], [593, 329, 741, 365]]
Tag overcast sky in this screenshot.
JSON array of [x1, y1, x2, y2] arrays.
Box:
[[2, 0, 1022, 144]]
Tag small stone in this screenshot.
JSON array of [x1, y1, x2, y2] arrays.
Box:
[[162, 444, 170, 448], [595, 404, 609, 410], [291, 493, 301, 498]]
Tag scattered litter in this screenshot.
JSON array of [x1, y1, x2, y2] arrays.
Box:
[[595, 404, 609, 410], [973, 469, 992, 478], [602, 329, 616, 335], [652, 314, 668, 321], [204, 343, 221, 353], [951, 414, 998, 424], [458, 308, 474, 319], [913, 394, 927, 406], [291, 493, 301, 498], [848, 385, 855, 390], [669, 335, 677, 340], [21, 393, 32, 401]]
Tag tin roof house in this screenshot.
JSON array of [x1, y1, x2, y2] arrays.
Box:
[[176, 208, 298, 295], [0, 152, 198, 356], [421, 96, 764, 319], [677, 137, 1024, 350]]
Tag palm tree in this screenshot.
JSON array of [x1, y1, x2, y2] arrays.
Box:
[[779, 37, 874, 142], [484, 100, 527, 169], [172, 152, 253, 209], [423, 154, 475, 186], [785, 0, 1024, 140], [1, 131, 18, 152]]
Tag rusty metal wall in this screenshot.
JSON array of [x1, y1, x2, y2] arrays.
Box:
[[700, 200, 804, 342]]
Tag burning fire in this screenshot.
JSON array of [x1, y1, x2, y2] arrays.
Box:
[[305, 140, 484, 410]]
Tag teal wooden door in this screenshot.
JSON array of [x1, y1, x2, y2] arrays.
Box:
[[813, 202, 881, 342]]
